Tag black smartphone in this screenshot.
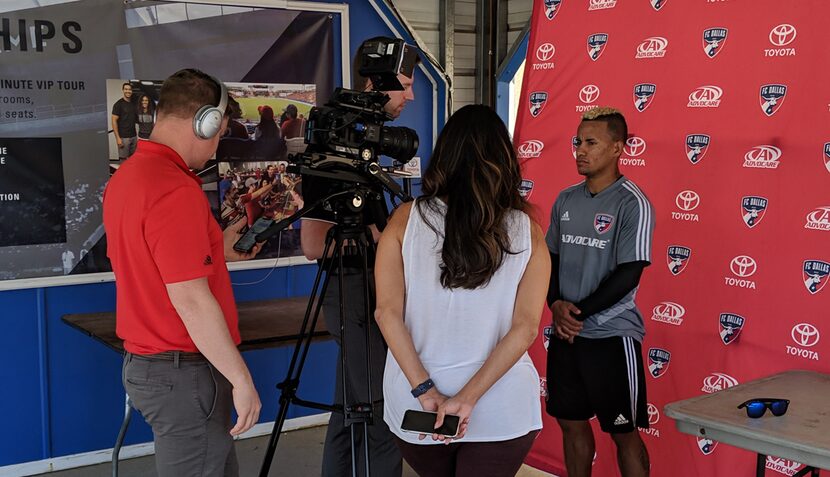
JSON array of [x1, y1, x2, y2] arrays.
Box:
[[401, 410, 460, 437], [232, 217, 273, 253]]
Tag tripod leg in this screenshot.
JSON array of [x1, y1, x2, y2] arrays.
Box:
[[259, 232, 342, 477], [360, 238, 373, 477]]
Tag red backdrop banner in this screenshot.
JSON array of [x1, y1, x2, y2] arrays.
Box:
[[516, 1, 830, 476]]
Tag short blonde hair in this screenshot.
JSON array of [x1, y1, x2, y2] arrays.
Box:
[[582, 107, 622, 120]]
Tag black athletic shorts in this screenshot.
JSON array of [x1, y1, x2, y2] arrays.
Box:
[[546, 335, 648, 433]]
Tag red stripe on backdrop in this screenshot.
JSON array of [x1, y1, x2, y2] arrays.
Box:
[[517, 1, 830, 476]]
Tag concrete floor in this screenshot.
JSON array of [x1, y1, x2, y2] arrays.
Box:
[[35, 425, 554, 477]]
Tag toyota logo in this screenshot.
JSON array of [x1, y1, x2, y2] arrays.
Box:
[[624, 136, 647, 157], [730, 255, 757, 277], [579, 84, 600, 104], [791, 323, 820, 347], [646, 403, 659, 425], [537, 42, 556, 61], [689, 86, 723, 102], [675, 190, 700, 211], [769, 24, 797, 47]]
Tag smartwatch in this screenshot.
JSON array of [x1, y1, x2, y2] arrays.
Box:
[[411, 378, 435, 398]]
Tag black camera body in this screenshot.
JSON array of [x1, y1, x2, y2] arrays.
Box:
[[303, 87, 418, 163]]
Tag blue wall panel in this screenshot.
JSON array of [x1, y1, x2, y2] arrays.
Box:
[[0, 289, 45, 466]]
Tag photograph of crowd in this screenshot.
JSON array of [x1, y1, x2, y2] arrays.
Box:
[[106, 80, 313, 259], [106, 79, 163, 161], [218, 82, 316, 162], [216, 161, 304, 258]]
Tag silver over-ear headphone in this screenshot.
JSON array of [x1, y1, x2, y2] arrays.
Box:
[[193, 75, 228, 139]]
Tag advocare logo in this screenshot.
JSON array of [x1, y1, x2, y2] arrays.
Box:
[[787, 323, 820, 361], [804, 206, 830, 231], [640, 403, 660, 437], [726, 255, 757, 290], [621, 136, 646, 167], [672, 190, 700, 222], [588, 0, 617, 11], [651, 301, 685, 326], [635, 37, 668, 59], [633, 83, 657, 112], [587, 33, 609, 61], [517, 140, 544, 161], [534, 42, 556, 71], [539, 377, 548, 398], [701, 372, 739, 393], [576, 84, 600, 113], [688, 85, 722, 108], [744, 145, 782, 169], [766, 23, 797, 57], [650, 0, 668, 11], [543, 0, 563, 20], [766, 457, 805, 476], [697, 437, 718, 456], [702, 27, 728, 58]]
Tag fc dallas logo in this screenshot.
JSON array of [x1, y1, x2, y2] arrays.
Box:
[[760, 84, 787, 116], [587, 33, 609, 61]]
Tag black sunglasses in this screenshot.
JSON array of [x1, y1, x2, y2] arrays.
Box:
[[737, 398, 790, 418]]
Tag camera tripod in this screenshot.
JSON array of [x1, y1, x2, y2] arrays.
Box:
[[258, 213, 383, 477]]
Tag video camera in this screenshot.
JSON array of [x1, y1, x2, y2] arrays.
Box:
[[254, 37, 420, 243], [303, 88, 419, 163]]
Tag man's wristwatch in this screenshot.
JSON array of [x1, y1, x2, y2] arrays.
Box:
[[411, 378, 435, 398]]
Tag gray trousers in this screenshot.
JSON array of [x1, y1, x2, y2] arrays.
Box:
[[321, 270, 403, 477], [123, 353, 238, 477], [118, 135, 137, 159]]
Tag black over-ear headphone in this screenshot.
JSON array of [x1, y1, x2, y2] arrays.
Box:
[[193, 75, 228, 140]]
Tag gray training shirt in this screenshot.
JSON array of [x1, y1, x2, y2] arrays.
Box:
[[545, 176, 655, 342]]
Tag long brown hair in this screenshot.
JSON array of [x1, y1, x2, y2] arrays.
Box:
[[418, 104, 530, 290]]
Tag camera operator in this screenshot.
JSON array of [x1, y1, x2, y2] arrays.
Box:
[[300, 37, 417, 477]]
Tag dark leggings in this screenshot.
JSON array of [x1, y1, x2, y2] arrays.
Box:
[[394, 430, 539, 477]]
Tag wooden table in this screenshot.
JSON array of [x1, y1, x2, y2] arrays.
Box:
[[665, 370, 830, 476], [62, 296, 329, 353], [62, 296, 329, 477]]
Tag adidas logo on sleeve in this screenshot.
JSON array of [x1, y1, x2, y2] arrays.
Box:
[[614, 414, 630, 426]]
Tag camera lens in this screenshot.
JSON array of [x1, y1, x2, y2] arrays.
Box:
[[379, 126, 419, 162]]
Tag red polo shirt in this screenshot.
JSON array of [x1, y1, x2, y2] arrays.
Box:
[[103, 141, 240, 354]]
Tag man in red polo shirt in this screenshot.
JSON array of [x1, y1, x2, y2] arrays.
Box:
[[103, 69, 262, 477]]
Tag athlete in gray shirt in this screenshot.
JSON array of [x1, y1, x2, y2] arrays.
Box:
[[545, 107, 654, 477]]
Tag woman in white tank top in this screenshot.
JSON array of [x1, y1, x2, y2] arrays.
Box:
[[374, 105, 551, 476]]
